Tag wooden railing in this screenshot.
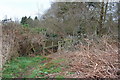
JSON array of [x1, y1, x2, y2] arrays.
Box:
[[42, 38, 73, 54]]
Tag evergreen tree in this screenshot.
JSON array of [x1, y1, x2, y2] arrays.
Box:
[[26, 16, 34, 27], [34, 16, 39, 27], [21, 16, 27, 24], [34, 16, 38, 20]]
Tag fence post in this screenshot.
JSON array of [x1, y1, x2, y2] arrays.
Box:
[[43, 40, 46, 55], [58, 41, 61, 51], [52, 41, 54, 53]]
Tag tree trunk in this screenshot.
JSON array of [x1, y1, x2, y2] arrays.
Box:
[[104, 2, 108, 22], [97, 2, 104, 37]]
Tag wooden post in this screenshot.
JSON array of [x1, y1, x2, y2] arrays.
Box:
[[52, 41, 54, 53], [58, 41, 61, 51], [43, 40, 46, 55]]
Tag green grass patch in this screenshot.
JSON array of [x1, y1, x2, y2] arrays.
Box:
[[2, 56, 64, 78], [52, 59, 65, 63], [67, 72, 75, 75], [55, 75, 64, 78], [30, 27, 47, 34], [27, 60, 62, 78], [2, 56, 48, 78]]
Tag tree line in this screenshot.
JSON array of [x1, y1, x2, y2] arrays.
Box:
[[19, 2, 118, 38]]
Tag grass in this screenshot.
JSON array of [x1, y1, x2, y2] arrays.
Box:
[[55, 75, 64, 78], [27, 59, 64, 78], [2, 56, 64, 78]]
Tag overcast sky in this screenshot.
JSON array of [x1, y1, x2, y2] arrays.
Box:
[[0, 0, 119, 21], [0, 0, 52, 21]]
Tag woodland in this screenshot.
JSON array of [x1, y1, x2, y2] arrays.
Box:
[[1, 2, 119, 78]]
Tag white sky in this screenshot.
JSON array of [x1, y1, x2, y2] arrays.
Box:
[[0, 0, 119, 21], [0, 0, 52, 21]]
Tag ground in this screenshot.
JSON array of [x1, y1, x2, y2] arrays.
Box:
[[2, 46, 118, 78]]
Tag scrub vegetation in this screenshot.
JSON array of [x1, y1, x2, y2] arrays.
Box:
[[1, 2, 119, 78]]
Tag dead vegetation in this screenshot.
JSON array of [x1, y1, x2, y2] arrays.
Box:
[[2, 22, 119, 78], [1, 2, 119, 79], [48, 36, 119, 78], [2, 23, 44, 65]]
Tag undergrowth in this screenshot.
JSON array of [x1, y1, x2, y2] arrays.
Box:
[[2, 56, 64, 78]]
